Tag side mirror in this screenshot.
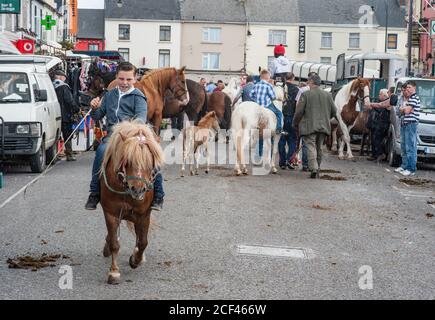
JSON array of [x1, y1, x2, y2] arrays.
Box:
[[36, 89, 48, 102]]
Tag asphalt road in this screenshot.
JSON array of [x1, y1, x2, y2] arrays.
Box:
[[0, 143, 434, 300]]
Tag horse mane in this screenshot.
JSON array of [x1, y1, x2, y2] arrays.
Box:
[[138, 68, 177, 97], [102, 120, 164, 174]]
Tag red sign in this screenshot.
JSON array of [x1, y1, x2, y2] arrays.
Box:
[[14, 39, 35, 54]]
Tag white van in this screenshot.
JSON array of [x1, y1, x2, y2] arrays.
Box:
[[0, 55, 62, 173]]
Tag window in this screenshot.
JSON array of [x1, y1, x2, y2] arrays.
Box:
[[202, 53, 220, 70], [269, 30, 286, 45], [203, 28, 221, 43], [88, 44, 99, 51], [320, 57, 332, 64], [118, 24, 130, 40], [321, 32, 332, 48], [349, 33, 360, 49], [160, 26, 171, 42], [118, 48, 130, 62], [159, 49, 170, 68], [0, 72, 31, 103], [387, 34, 398, 50]]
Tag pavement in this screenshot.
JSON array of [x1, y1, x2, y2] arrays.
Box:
[[0, 143, 434, 300]]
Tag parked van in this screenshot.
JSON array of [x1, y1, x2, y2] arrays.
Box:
[[0, 55, 62, 173], [387, 77, 435, 166]]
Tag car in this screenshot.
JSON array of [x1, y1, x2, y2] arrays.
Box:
[[386, 77, 435, 167], [0, 55, 62, 173]]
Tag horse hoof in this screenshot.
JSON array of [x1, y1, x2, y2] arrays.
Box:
[[242, 168, 249, 175], [103, 243, 111, 258], [271, 167, 278, 174], [195, 171, 199, 176], [129, 255, 140, 269], [107, 273, 121, 285], [338, 156, 345, 160], [236, 170, 242, 176], [205, 170, 209, 174]]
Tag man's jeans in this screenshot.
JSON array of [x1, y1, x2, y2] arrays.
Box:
[[400, 122, 418, 173], [278, 115, 297, 166], [265, 103, 283, 132], [89, 137, 165, 199]]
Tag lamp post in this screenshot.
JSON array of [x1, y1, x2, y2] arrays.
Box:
[[407, 0, 414, 76]]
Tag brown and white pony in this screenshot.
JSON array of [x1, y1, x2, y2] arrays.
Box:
[[100, 121, 164, 284], [109, 67, 190, 135], [180, 111, 220, 177], [332, 78, 371, 159]]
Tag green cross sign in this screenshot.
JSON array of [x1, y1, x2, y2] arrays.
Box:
[[41, 15, 56, 31]]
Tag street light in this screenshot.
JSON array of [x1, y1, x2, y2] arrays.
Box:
[[407, 0, 414, 76]]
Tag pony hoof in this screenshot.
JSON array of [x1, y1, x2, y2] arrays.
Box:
[[107, 273, 121, 285], [236, 170, 242, 176], [242, 169, 249, 175], [271, 167, 278, 174], [205, 170, 209, 174], [195, 171, 199, 176], [338, 156, 345, 160], [103, 243, 111, 258]]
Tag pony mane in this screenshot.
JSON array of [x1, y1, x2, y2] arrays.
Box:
[[198, 111, 216, 127], [141, 68, 176, 82], [102, 120, 164, 174]]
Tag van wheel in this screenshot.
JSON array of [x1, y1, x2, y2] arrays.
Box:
[[46, 136, 59, 165], [30, 138, 47, 173], [387, 135, 401, 167]]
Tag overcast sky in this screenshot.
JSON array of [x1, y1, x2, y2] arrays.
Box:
[[78, 0, 104, 9]]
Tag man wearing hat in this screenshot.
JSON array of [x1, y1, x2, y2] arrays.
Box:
[[293, 74, 337, 179], [270, 44, 291, 83], [53, 69, 81, 161]]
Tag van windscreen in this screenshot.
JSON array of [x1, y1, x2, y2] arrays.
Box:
[[0, 72, 31, 103]]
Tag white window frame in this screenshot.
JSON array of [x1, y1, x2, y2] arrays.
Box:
[[321, 32, 332, 48], [320, 57, 332, 64], [159, 49, 170, 68], [269, 30, 287, 46], [118, 24, 130, 41], [118, 48, 130, 62], [160, 25, 171, 42], [349, 33, 360, 49], [88, 44, 99, 51], [203, 28, 221, 43], [202, 53, 220, 70]]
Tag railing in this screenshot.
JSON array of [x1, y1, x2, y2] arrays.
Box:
[[0, 116, 4, 160]]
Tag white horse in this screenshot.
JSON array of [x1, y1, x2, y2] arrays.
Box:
[[231, 85, 285, 176], [223, 77, 242, 102], [333, 78, 371, 159]]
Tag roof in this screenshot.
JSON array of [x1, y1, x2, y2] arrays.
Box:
[[346, 52, 407, 61], [180, 0, 246, 23], [297, 0, 405, 27], [77, 9, 105, 39], [0, 55, 63, 73], [105, 0, 180, 20], [245, 0, 299, 24]]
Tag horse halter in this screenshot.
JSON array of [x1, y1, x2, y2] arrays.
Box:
[[172, 72, 189, 101]]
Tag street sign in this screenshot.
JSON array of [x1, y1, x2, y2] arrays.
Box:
[[0, 0, 20, 14], [298, 26, 306, 53], [431, 20, 435, 37]]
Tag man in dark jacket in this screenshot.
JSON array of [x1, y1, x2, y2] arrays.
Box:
[[293, 74, 337, 178], [53, 70, 81, 161], [85, 62, 165, 211], [278, 72, 299, 169]]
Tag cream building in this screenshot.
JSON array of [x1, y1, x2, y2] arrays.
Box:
[[104, 0, 182, 68], [179, 0, 247, 83]]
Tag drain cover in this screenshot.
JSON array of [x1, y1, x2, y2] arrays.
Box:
[[236, 245, 311, 259]]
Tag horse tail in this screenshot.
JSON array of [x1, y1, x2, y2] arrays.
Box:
[[258, 111, 269, 131], [223, 94, 232, 130]]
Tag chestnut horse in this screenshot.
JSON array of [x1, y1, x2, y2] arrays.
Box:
[[100, 120, 164, 284], [332, 77, 371, 159], [109, 67, 190, 135]]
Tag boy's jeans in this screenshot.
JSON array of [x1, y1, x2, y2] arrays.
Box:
[[265, 103, 283, 133], [278, 116, 297, 166]]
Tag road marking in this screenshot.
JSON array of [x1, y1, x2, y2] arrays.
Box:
[[0, 166, 55, 210], [236, 245, 313, 259]]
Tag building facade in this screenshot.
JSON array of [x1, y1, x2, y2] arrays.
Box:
[[75, 9, 105, 51], [419, 0, 435, 75], [104, 0, 181, 68]]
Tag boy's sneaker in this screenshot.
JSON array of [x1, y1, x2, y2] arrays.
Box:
[[401, 170, 415, 177], [394, 167, 405, 173], [151, 198, 164, 211]]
